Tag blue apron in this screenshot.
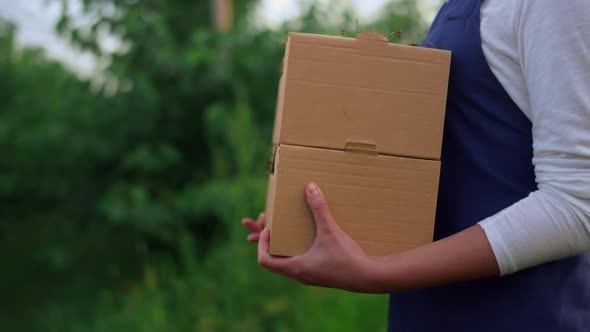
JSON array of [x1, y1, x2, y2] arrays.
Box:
[[388, 1, 590, 331]]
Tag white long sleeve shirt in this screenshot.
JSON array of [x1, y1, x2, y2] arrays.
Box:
[[477, 0, 590, 275]]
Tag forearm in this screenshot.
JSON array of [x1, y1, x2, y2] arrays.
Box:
[[370, 225, 499, 293]]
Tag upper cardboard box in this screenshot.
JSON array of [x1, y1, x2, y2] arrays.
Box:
[[272, 32, 451, 160]]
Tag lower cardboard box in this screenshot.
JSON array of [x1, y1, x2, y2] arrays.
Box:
[[265, 144, 441, 257]]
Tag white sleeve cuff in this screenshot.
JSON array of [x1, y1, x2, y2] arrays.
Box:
[[479, 213, 518, 275], [478, 189, 590, 276]]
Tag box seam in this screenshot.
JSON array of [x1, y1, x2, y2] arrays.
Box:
[[277, 143, 441, 162]]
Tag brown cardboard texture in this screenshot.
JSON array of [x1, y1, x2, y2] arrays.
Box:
[[267, 144, 441, 256], [274, 32, 451, 160], [266, 32, 451, 257]]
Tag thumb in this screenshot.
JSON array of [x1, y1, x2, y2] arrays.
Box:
[[305, 183, 338, 233]]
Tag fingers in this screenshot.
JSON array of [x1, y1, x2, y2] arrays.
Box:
[[257, 227, 297, 275], [258, 228, 270, 256], [242, 218, 262, 233], [256, 212, 266, 227], [247, 233, 261, 242], [242, 213, 266, 233], [257, 227, 271, 265], [305, 183, 338, 233]]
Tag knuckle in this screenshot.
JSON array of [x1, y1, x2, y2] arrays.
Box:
[[311, 204, 331, 219], [311, 197, 328, 210]]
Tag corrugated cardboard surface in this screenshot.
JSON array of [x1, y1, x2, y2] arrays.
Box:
[[266, 32, 450, 257], [264, 171, 277, 230], [268, 144, 440, 257], [271, 73, 286, 146], [276, 32, 451, 160]]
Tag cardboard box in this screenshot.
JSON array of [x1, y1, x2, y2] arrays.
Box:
[[265, 32, 451, 257]]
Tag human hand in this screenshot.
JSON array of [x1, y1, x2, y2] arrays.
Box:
[[257, 183, 382, 293], [249, 184, 500, 294], [242, 212, 266, 242]]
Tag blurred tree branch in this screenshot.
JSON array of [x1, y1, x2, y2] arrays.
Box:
[[211, 0, 234, 31]]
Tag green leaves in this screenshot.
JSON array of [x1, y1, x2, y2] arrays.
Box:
[[122, 143, 182, 174], [0, 1, 428, 330]]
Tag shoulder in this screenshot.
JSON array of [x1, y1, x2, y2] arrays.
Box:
[[481, 0, 590, 27]]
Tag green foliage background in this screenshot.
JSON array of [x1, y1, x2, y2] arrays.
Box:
[[0, 1, 428, 331]]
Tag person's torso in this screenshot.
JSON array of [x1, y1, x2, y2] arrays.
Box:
[[388, 1, 590, 331]]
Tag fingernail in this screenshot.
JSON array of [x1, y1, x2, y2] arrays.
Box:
[[307, 183, 320, 197]]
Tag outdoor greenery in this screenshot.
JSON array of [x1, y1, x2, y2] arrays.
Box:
[[0, 1, 429, 331]]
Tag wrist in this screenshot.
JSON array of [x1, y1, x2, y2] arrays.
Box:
[[361, 255, 399, 294]]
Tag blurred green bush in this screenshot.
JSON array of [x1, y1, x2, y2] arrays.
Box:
[[0, 1, 428, 331]]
